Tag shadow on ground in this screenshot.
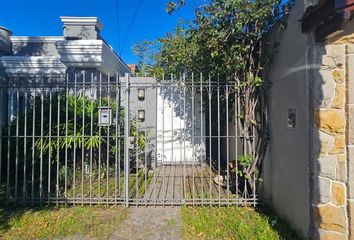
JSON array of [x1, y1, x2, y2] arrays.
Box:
[[255, 206, 304, 240]]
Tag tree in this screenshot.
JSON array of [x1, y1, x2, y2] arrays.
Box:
[[166, 0, 186, 14], [139, 0, 293, 193]]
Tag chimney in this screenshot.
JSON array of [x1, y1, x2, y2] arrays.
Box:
[[0, 26, 12, 56], [60, 17, 103, 40]]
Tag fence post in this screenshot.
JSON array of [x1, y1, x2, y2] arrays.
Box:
[[124, 73, 130, 207]]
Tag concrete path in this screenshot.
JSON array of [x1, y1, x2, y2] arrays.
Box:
[[110, 206, 181, 240]]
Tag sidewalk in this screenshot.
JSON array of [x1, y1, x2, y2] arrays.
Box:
[[110, 206, 181, 240]]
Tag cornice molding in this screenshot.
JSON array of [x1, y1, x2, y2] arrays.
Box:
[[60, 17, 103, 31], [2, 39, 130, 76], [11, 36, 64, 43], [56, 40, 130, 75], [0, 56, 66, 75], [56, 40, 103, 69]]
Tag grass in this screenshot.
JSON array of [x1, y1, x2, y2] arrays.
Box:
[[0, 168, 153, 201], [65, 169, 153, 199], [0, 203, 302, 240], [167, 218, 177, 227], [0, 204, 127, 240], [185, 165, 227, 200], [181, 206, 302, 240]]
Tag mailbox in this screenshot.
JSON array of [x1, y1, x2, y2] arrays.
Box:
[[98, 107, 112, 126]]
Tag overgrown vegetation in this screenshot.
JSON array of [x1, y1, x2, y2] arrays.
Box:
[[0, 91, 147, 199], [0, 204, 127, 240], [181, 206, 302, 240], [134, 0, 294, 193]]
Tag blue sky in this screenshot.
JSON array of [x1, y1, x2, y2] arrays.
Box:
[[0, 0, 201, 64]]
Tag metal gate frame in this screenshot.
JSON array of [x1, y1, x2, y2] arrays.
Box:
[[0, 72, 258, 206], [124, 73, 130, 207]]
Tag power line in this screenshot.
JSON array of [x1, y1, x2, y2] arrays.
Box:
[[120, 0, 143, 53], [114, 0, 121, 53]]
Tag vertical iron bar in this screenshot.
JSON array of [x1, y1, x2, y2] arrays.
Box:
[[89, 73, 94, 204], [48, 77, 53, 203], [98, 73, 102, 201], [179, 74, 182, 202], [170, 74, 174, 207], [192, 73, 195, 205], [200, 73, 204, 203], [144, 88, 147, 206], [226, 86, 230, 204], [31, 81, 36, 203], [40, 77, 44, 202], [235, 81, 238, 201], [118, 75, 122, 200], [23, 91, 28, 201], [217, 76, 221, 206], [15, 86, 19, 202], [64, 73, 69, 201], [252, 104, 256, 206], [114, 73, 119, 205], [162, 74, 165, 206], [183, 74, 186, 202], [56, 90, 60, 205], [6, 88, 10, 199], [82, 73, 85, 205], [153, 75, 159, 206], [208, 76, 212, 205], [135, 113, 138, 202], [106, 73, 111, 205], [106, 73, 112, 205], [73, 73, 77, 204], [124, 73, 130, 207]]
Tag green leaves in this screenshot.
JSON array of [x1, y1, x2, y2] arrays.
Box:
[[238, 155, 253, 167], [255, 77, 263, 87], [5, 93, 145, 171], [236, 155, 253, 178], [84, 136, 100, 149], [165, 0, 186, 14], [143, 0, 291, 190], [153, 0, 289, 79]]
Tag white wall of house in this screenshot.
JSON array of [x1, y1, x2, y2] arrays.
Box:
[[156, 86, 206, 164]]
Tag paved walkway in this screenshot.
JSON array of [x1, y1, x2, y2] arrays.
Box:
[[144, 164, 228, 202], [110, 207, 181, 240]]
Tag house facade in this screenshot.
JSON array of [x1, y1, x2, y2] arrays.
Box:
[[0, 17, 130, 76], [0, 16, 132, 124]]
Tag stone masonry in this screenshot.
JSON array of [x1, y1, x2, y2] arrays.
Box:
[[311, 42, 352, 239]]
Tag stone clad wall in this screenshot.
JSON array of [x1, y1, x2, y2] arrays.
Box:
[[311, 43, 351, 239]]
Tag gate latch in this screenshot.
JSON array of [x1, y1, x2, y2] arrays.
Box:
[[128, 136, 136, 149]]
